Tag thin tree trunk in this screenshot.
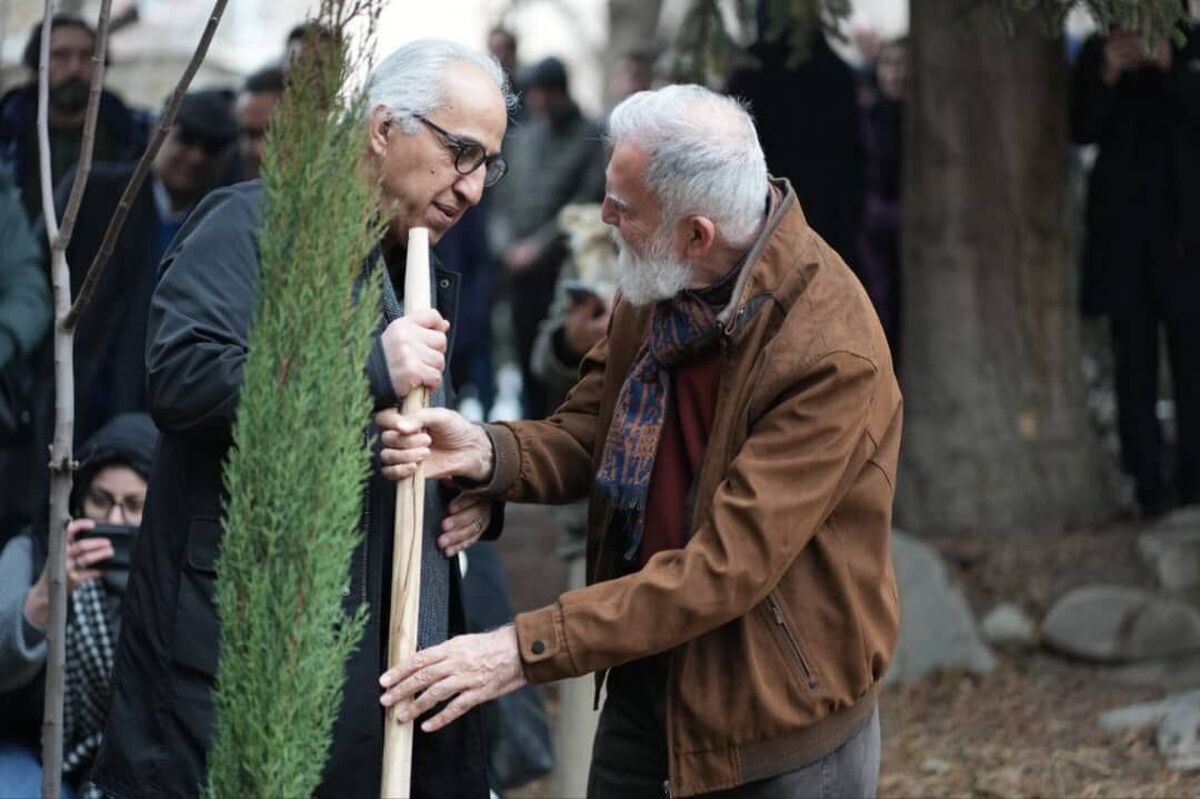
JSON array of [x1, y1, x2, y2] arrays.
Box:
[[35, 0, 110, 792], [899, 0, 1114, 532]]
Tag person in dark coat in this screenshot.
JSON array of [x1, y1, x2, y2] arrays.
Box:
[[488, 56, 606, 419], [0, 167, 52, 541], [725, 26, 867, 263], [91, 39, 513, 799], [1071, 22, 1200, 516], [60, 89, 236, 446], [0, 13, 149, 222], [435, 204, 497, 413], [857, 37, 906, 359]]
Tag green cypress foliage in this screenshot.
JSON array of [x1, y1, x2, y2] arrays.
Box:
[[206, 3, 383, 795]]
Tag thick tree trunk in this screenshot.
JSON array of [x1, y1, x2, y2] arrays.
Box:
[[899, 0, 1114, 532]]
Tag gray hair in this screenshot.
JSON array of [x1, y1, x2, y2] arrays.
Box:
[[366, 39, 517, 133], [607, 84, 769, 246]]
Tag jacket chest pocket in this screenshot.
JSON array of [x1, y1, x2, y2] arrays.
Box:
[[172, 516, 221, 678], [760, 593, 819, 692]]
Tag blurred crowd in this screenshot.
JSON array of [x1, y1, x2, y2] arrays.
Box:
[[0, 7, 1196, 797]]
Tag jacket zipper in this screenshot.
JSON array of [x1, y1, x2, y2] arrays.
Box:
[[767, 595, 816, 689]]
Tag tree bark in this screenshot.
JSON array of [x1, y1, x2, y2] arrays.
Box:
[[899, 0, 1114, 533]]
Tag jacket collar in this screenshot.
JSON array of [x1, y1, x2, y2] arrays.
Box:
[[716, 176, 800, 332]]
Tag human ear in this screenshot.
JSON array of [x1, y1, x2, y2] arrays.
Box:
[[367, 107, 391, 158], [683, 215, 716, 259]]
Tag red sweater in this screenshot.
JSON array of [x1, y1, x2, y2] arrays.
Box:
[[639, 343, 723, 565]]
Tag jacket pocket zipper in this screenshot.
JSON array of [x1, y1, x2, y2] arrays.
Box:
[[768, 595, 816, 689]]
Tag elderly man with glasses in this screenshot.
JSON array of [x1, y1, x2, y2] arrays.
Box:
[[91, 40, 514, 799]]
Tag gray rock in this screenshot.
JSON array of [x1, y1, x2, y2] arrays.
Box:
[[981, 603, 1038, 650], [1158, 702, 1200, 771], [884, 531, 996, 685], [1099, 700, 1172, 732], [1099, 689, 1200, 770], [1097, 689, 1200, 731], [1105, 655, 1200, 690], [1042, 585, 1200, 662], [1139, 509, 1200, 592]]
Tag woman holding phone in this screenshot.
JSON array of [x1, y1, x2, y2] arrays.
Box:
[[0, 412, 156, 798]]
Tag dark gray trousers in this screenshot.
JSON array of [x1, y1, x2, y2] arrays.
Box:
[[587, 658, 880, 799]]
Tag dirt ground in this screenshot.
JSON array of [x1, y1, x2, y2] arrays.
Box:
[[494, 507, 1200, 797]]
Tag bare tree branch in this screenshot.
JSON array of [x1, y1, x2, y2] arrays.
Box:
[[64, 0, 230, 331], [35, 1, 68, 796], [37, 1, 111, 793], [36, 0, 60, 245], [57, 0, 113, 249]]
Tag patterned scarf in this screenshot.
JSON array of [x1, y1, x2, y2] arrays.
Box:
[[63, 579, 116, 799], [595, 292, 722, 567]]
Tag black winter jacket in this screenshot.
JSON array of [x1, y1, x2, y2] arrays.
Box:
[[92, 181, 496, 798]]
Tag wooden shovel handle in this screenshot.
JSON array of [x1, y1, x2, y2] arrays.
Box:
[[381, 227, 431, 798]]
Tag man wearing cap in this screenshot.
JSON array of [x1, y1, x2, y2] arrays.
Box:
[[58, 88, 237, 444], [0, 13, 150, 222]]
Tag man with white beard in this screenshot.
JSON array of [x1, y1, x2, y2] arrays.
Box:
[[374, 84, 903, 798]]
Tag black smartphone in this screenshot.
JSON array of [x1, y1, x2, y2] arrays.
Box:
[[76, 523, 138, 594]]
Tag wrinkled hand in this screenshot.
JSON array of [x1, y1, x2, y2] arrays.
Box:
[[381, 308, 450, 398], [379, 625, 527, 733], [376, 407, 493, 483], [23, 519, 112, 631], [564, 293, 610, 356], [438, 487, 490, 557]]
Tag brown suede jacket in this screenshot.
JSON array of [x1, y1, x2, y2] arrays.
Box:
[[478, 180, 903, 796]]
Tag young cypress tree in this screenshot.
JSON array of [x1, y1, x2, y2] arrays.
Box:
[[206, 3, 383, 795]]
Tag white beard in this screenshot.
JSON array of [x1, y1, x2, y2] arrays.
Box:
[[612, 228, 694, 307]]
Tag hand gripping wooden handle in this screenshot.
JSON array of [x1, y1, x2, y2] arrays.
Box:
[[381, 227, 431, 798]]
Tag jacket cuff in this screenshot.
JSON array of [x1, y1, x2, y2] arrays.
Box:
[[514, 603, 578, 683], [464, 423, 521, 498], [366, 336, 399, 409]]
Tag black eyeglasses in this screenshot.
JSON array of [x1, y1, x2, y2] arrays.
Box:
[[84, 486, 145, 521], [409, 113, 507, 188]]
